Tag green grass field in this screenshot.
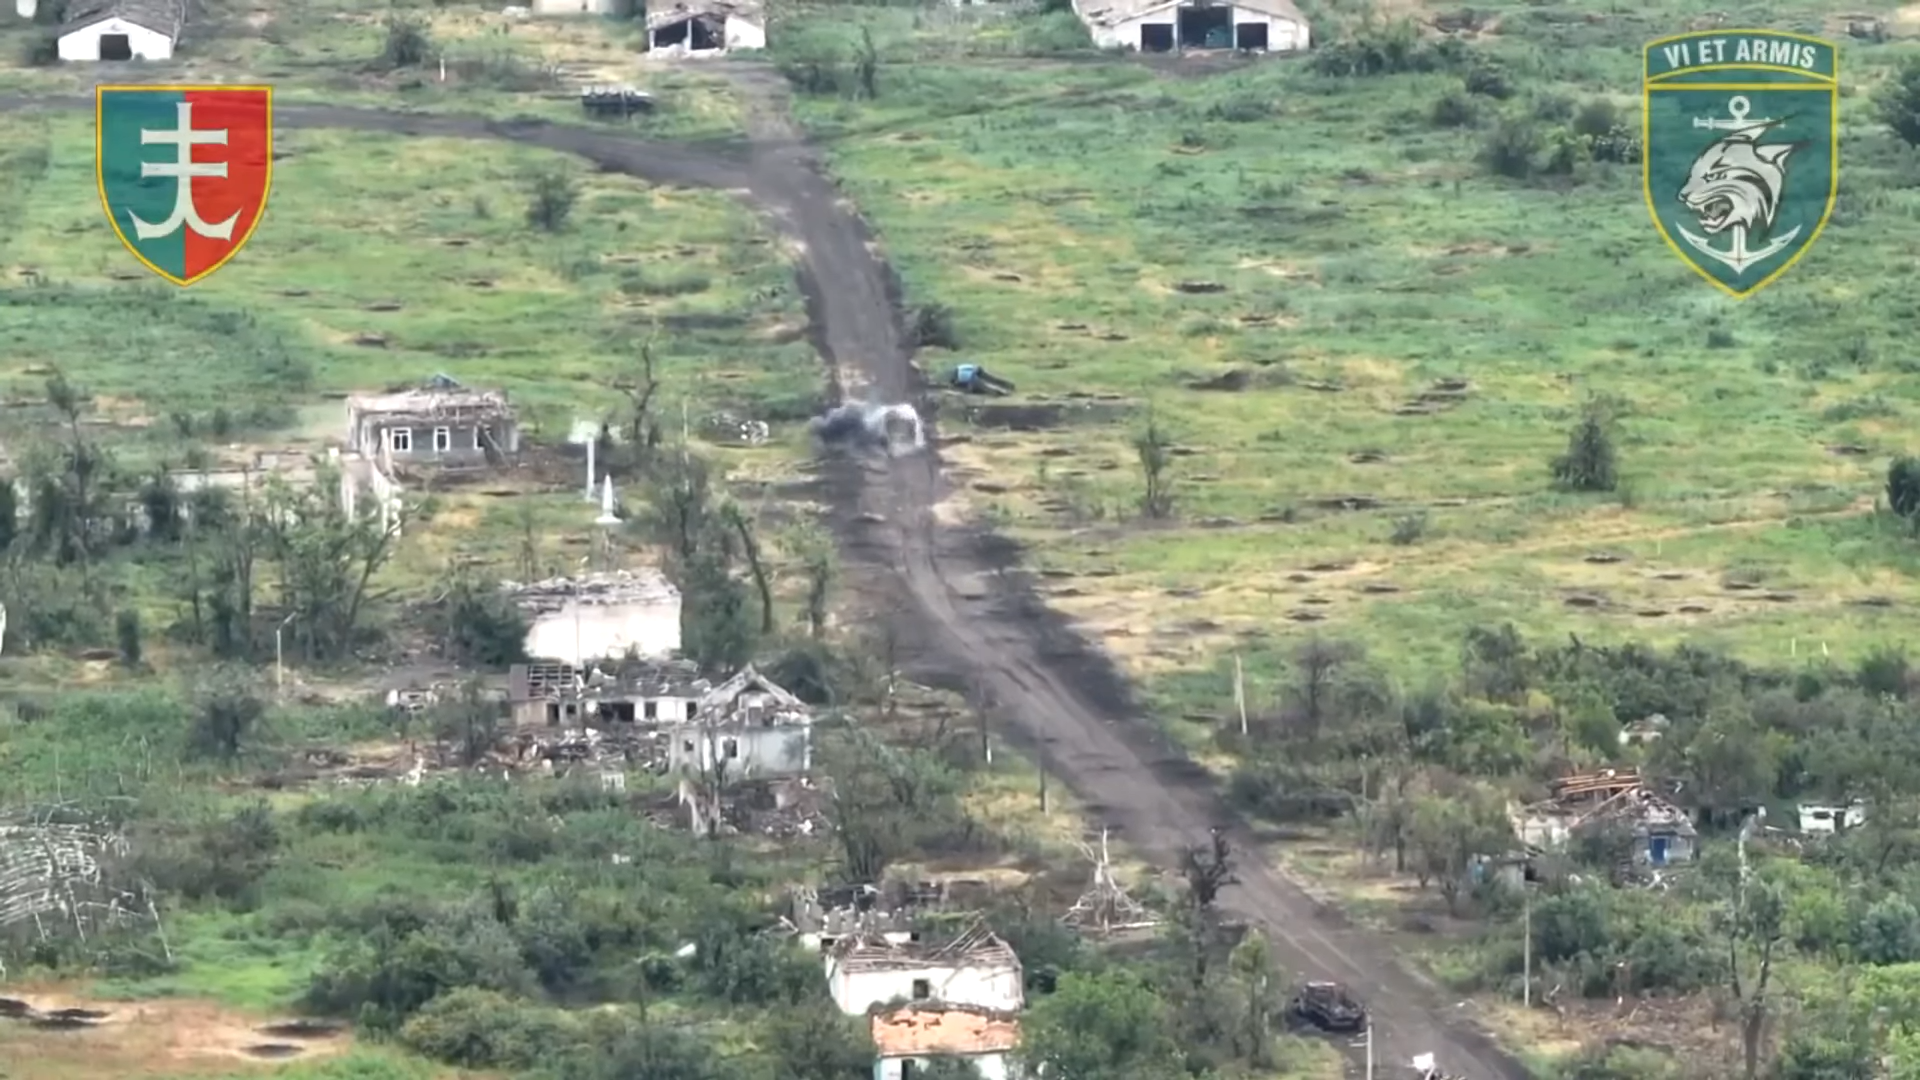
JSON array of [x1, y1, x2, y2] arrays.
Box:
[[785, 0, 1920, 697], [0, 104, 817, 627]]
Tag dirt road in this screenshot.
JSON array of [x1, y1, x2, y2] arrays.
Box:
[[7, 79, 1530, 1078]]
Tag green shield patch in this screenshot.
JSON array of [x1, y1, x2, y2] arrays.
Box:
[[1642, 30, 1838, 299]]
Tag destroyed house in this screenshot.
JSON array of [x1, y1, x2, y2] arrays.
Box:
[[871, 1002, 1020, 1080], [508, 659, 710, 727], [1511, 767, 1697, 869], [646, 0, 765, 56], [779, 881, 952, 951], [1073, 0, 1308, 53], [345, 373, 519, 469], [508, 569, 683, 666], [666, 665, 813, 779], [825, 924, 1023, 1016]]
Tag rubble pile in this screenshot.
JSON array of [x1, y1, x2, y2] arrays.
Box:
[[661, 777, 833, 838], [501, 570, 680, 616], [503, 727, 669, 774]]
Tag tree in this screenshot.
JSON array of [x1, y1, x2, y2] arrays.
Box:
[[1228, 929, 1280, 1068], [1407, 787, 1512, 915], [23, 369, 115, 575], [1134, 408, 1176, 519], [525, 168, 579, 232], [1721, 873, 1787, 1080], [637, 452, 762, 671], [1889, 457, 1920, 521], [437, 680, 503, 767], [1657, 704, 1779, 817], [189, 666, 267, 759], [851, 26, 879, 100], [761, 1002, 873, 1080], [115, 607, 142, 668], [1551, 403, 1618, 492], [256, 468, 409, 662], [556, 1021, 724, 1080], [800, 530, 834, 639], [722, 503, 774, 636], [437, 570, 529, 667], [0, 475, 16, 553], [821, 728, 968, 882], [611, 336, 663, 470], [1282, 637, 1363, 739], [1878, 56, 1920, 147], [1017, 971, 1180, 1080], [1181, 829, 1235, 911]]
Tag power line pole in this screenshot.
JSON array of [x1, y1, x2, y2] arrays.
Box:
[[1524, 884, 1533, 1008]]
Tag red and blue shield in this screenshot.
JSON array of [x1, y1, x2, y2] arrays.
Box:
[[95, 84, 273, 287]]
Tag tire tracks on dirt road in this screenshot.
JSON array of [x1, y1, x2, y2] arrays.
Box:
[[3, 80, 1529, 1078]]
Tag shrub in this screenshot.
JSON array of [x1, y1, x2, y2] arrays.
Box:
[[1308, 21, 1463, 77], [379, 15, 434, 69], [1550, 406, 1618, 493], [1207, 95, 1272, 123], [1388, 512, 1428, 545], [1430, 91, 1478, 128], [1463, 62, 1513, 99], [1479, 119, 1543, 180], [19, 29, 59, 66], [1571, 99, 1619, 138], [399, 988, 571, 1070], [907, 303, 961, 351], [1856, 895, 1920, 965], [115, 608, 142, 667], [1877, 56, 1920, 146], [524, 169, 579, 232], [1888, 457, 1920, 519]]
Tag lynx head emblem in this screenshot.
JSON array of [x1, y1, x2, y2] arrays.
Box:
[[1677, 125, 1800, 238]]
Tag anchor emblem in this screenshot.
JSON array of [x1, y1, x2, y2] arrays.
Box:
[[1674, 96, 1803, 277]]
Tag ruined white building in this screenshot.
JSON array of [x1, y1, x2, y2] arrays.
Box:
[[645, 0, 764, 57], [825, 925, 1023, 1016], [345, 373, 519, 473], [506, 569, 681, 667], [666, 666, 814, 779]]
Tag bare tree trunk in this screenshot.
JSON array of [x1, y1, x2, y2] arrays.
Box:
[[727, 509, 774, 635]]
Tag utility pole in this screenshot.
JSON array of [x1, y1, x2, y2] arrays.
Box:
[[1365, 1022, 1374, 1079], [1523, 884, 1533, 1008], [1233, 653, 1247, 737], [275, 612, 298, 699]]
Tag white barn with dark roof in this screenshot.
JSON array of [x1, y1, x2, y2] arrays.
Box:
[[57, 0, 183, 60], [1073, 0, 1307, 53]]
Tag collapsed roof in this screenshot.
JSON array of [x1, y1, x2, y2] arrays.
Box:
[[645, 0, 761, 29]]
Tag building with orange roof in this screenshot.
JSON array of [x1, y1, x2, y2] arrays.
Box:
[[869, 1002, 1020, 1080]]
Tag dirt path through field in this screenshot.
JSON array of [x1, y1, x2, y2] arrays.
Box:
[[0, 79, 1529, 1079]]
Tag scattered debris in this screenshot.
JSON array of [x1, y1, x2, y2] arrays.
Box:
[[1062, 828, 1159, 937], [0, 804, 165, 951], [662, 776, 830, 838]]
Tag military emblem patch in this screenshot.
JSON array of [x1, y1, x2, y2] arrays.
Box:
[[96, 85, 273, 287], [1642, 31, 1837, 299]]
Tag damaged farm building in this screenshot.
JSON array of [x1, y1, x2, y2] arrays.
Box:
[[645, 0, 764, 57], [1072, 0, 1308, 53]]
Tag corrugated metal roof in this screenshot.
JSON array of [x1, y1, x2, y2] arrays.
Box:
[[1073, 0, 1302, 30], [829, 923, 1020, 974], [61, 0, 184, 35]]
